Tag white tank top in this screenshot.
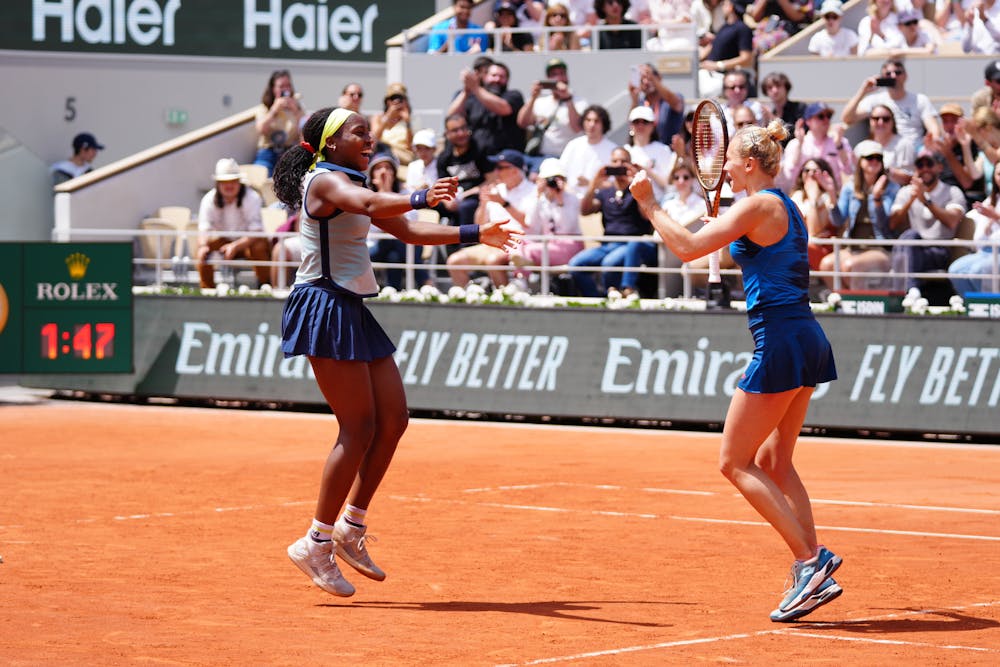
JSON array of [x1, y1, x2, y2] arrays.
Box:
[[293, 165, 379, 296]]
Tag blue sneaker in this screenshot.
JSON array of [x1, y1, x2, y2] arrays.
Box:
[[770, 577, 842, 622], [778, 546, 842, 612]]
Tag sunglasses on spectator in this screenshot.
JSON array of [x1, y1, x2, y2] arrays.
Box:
[[901, 19, 918, 26], [387, 94, 406, 102], [823, 14, 840, 20], [812, 112, 833, 120], [860, 154, 883, 162], [724, 83, 747, 91], [915, 158, 936, 168], [870, 115, 893, 123], [884, 69, 905, 76], [735, 120, 755, 128]]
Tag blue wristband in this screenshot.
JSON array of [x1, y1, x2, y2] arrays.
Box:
[[459, 224, 480, 245], [409, 189, 429, 209]]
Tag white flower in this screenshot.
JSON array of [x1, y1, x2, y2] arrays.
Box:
[[215, 283, 230, 296], [907, 287, 922, 300], [237, 284, 250, 295], [512, 292, 530, 305], [949, 294, 964, 309], [489, 289, 505, 303], [437, 294, 450, 304], [826, 292, 841, 306], [465, 292, 485, 304], [911, 297, 929, 314], [447, 285, 466, 301], [420, 284, 440, 297], [380, 286, 398, 298], [606, 288, 622, 301], [466, 283, 486, 296], [624, 292, 640, 304], [389, 291, 403, 303], [259, 283, 273, 295], [404, 288, 422, 301]]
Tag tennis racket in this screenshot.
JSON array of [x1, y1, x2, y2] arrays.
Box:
[[691, 99, 729, 290]]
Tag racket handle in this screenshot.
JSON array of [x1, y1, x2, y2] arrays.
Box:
[[708, 250, 721, 284]]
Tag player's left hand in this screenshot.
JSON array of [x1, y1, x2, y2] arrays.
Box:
[[480, 219, 524, 254]]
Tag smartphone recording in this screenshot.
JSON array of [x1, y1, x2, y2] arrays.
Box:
[[605, 166, 627, 176], [875, 77, 896, 87]]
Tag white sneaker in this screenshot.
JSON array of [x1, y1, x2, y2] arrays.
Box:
[[333, 520, 386, 581], [287, 537, 355, 596]]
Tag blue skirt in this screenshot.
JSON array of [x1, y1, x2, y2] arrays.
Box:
[[281, 278, 395, 361], [738, 303, 837, 394]]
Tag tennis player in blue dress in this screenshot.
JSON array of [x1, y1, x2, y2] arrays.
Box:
[[272, 107, 521, 597], [629, 119, 842, 622]]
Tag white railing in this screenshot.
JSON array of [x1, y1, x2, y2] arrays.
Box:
[[57, 226, 1000, 299]]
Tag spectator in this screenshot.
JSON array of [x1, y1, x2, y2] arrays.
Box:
[[50, 132, 104, 186], [367, 153, 429, 289], [436, 113, 493, 236], [789, 158, 841, 270], [270, 211, 301, 288], [972, 59, 1000, 114], [808, 1, 860, 56], [447, 60, 526, 155], [960, 0, 1000, 54], [428, 0, 488, 53], [720, 69, 767, 133], [253, 70, 305, 177], [889, 147, 969, 290], [621, 159, 706, 297], [628, 62, 686, 148], [448, 150, 535, 287], [338, 83, 364, 112], [840, 58, 942, 149], [559, 104, 617, 196], [866, 103, 917, 185], [781, 102, 854, 190], [370, 83, 414, 165], [517, 58, 587, 172], [746, 0, 815, 55], [405, 129, 440, 192], [643, 0, 700, 51], [196, 158, 269, 289], [625, 105, 677, 200], [761, 71, 807, 135], [671, 108, 696, 160], [509, 158, 585, 288], [692, 0, 727, 38], [819, 140, 900, 290], [485, 0, 547, 33], [889, 8, 939, 53], [936, 0, 976, 43], [698, 0, 754, 97], [927, 103, 987, 204], [949, 167, 1000, 295], [488, 0, 536, 51], [537, 3, 584, 50], [594, 0, 643, 49], [967, 105, 1000, 165], [857, 0, 902, 55], [732, 104, 758, 131], [569, 147, 653, 296]]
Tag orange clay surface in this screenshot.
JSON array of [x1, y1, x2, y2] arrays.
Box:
[[1, 400, 999, 666]]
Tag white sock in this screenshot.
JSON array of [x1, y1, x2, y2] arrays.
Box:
[[308, 518, 335, 543]]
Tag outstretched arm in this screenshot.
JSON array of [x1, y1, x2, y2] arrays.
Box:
[[307, 172, 458, 220]]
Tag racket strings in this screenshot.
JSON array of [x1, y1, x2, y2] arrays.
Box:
[[693, 108, 726, 190]]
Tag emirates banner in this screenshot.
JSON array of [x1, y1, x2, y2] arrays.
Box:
[[23, 296, 1000, 437]]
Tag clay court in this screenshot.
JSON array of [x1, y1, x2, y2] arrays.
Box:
[[2, 399, 998, 665]]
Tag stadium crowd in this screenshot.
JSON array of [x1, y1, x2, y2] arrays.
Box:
[[183, 0, 1000, 302]]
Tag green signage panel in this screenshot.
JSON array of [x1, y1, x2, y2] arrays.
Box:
[[0, 0, 435, 62], [0, 242, 133, 374]]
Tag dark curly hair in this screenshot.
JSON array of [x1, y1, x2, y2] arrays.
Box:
[[272, 107, 338, 211], [594, 0, 630, 20]]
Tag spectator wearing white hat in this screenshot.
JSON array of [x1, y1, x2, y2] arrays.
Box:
[[624, 105, 676, 201], [196, 158, 269, 289], [405, 129, 440, 192], [509, 157, 585, 287], [808, 1, 859, 57]]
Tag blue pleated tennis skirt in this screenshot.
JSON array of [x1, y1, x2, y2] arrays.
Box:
[[738, 303, 837, 394], [281, 278, 395, 361]]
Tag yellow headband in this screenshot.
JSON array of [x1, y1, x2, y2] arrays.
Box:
[[309, 108, 357, 171]]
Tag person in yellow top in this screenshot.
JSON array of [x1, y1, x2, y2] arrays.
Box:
[[254, 69, 306, 176]]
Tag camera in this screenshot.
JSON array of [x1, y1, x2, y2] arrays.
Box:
[[875, 77, 896, 87], [545, 176, 561, 189], [606, 166, 627, 176], [280, 90, 292, 97]]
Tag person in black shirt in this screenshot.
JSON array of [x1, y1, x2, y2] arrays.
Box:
[[436, 113, 495, 248], [594, 0, 642, 50], [446, 60, 526, 155]]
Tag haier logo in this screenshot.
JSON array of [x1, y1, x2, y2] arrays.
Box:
[[32, 0, 181, 46], [244, 0, 380, 54]]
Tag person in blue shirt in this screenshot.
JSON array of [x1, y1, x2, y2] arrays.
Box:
[[428, 0, 488, 53], [629, 118, 842, 623]]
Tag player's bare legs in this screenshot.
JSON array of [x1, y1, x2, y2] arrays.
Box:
[[718, 387, 815, 560], [755, 388, 818, 547]]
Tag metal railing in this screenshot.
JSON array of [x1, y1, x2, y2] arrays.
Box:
[[58, 226, 1000, 299]]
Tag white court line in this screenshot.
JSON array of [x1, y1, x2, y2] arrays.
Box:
[[462, 482, 999, 515], [495, 601, 1000, 666], [393, 495, 658, 519], [668, 515, 1000, 542]]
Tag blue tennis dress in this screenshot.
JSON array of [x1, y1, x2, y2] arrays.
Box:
[[281, 162, 396, 361], [729, 188, 837, 393]]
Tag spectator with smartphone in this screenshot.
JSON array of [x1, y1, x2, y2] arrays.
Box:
[[840, 58, 942, 150], [517, 58, 587, 173], [371, 83, 414, 165], [568, 147, 652, 296], [253, 69, 305, 176], [627, 62, 686, 149]]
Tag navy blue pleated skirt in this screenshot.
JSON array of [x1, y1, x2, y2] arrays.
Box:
[[281, 278, 395, 361], [738, 303, 837, 394]]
